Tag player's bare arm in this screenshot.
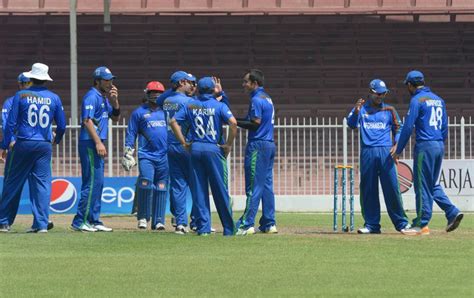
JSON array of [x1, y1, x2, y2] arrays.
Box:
[[236, 117, 260, 130], [0, 149, 6, 161], [219, 116, 237, 157], [109, 84, 120, 122], [213, 76, 223, 101], [354, 98, 365, 113], [83, 118, 107, 158]]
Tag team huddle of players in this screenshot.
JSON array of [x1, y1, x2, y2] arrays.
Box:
[[0, 63, 463, 236], [0, 63, 277, 236], [120, 69, 277, 236]]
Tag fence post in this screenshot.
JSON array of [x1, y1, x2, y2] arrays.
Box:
[[461, 117, 465, 160], [343, 117, 348, 166], [108, 119, 113, 177], [226, 126, 231, 195]]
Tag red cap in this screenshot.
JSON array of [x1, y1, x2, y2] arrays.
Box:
[[144, 81, 165, 92]]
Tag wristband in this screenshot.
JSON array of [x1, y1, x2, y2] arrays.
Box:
[[112, 107, 120, 116]]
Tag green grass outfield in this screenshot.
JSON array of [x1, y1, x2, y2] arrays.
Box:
[[1, 213, 473, 297]]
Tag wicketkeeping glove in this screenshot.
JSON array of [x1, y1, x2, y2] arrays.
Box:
[[121, 147, 137, 171]]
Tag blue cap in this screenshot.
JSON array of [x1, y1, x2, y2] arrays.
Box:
[[170, 71, 196, 84], [404, 70, 424, 85], [369, 79, 389, 94], [17, 72, 30, 83], [93, 66, 115, 80], [188, 73, 197, 82], [197, 77, 215, 94]]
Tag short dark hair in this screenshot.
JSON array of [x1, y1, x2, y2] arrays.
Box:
[[171, 82, 180, 91], [30, 78, 46, 85], [246, 69, 264, 87], [408, 81, 424, 88]]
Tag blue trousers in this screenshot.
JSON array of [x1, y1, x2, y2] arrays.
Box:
[[360, 146, 409, 231], [1, 150, 34, 225], [189, 143, 234, 236], [138, 157, 169, 224], [72, 140, 105, 228], [236, 140, 276, 231], [412, 141, 459, 228], [168, 143, 192, 227], [0, 140, 52, 230]]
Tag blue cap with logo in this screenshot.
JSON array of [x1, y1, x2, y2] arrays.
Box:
[[369, 79, 389, 94], [17, 72, 30, 83], [197, 77, 216, 94], [93, 66, 116, 80], [404, 70, 424, 85], [170, 71, 196, 84]]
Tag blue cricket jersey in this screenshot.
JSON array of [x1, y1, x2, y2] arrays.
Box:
[[347, 101, 403, 147], [163, 92, 192, 145], [2, 96, 16, 144], [124, 103, 168, 160], [1, 86, 66, 149], [396, 87, 448, 154], [246, 87, 274, 142], [79, 87, 114, 141], [155, 88, 176, 109], [174, 93, 234, 144]]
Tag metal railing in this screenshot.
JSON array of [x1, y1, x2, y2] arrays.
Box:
[[1, 116, 473, 196]]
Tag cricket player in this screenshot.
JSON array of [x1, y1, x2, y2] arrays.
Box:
[[71, 66, 120, 232], [0, 63, 66, 233], [392, 70, 464, 235], [1, 73, 55, 231], [347, 79, 410, 234], [235, 69, 277, 235], [162, 71, 196, 231], [170, 77, 237, 236], [122, 81, 171, 231]]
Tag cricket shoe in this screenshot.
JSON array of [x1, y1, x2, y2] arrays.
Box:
[[190, 226, 214, 233], [401, 226, 430, 236], [0, 224, 11, 233], [175, 225, 188, 235], [260, 225, 278, 234], [446, 213, 464, 232], [137, 219, 147, 229], [70, 223, 97, 232], [154, 223, 166, 231], [47, 221, 54, 230], [357, 227, 381, 234], [26, 228, 48, 233], [93, 224, 113, 232], [236, 227, 255, 236]]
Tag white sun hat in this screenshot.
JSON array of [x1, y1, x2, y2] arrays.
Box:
[[24, 63, 53, 81]]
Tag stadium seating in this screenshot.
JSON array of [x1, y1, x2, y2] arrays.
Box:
[[1, 15, 473, 121]]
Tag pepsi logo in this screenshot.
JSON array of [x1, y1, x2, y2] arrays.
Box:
[[397, 161, 413, 194], [50, 179, 77, 213]]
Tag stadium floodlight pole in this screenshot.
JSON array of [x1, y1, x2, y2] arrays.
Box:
[[104, 0, 111, 32], [69, 0, 78, 125]]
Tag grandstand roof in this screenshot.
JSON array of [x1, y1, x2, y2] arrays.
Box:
[[1, 0, 474, 17]]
